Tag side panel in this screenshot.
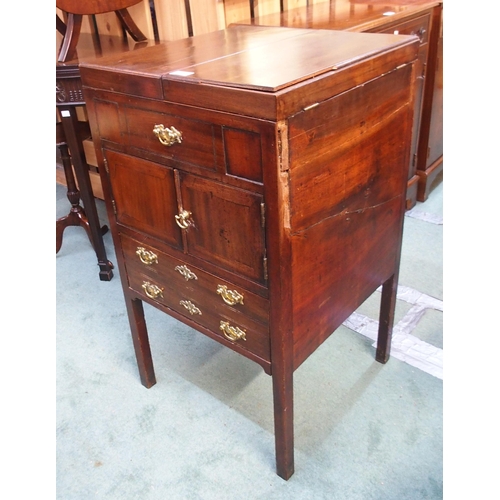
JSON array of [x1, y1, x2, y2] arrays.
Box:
[[287, 65, 414, 369], [288, 64, 413, 232]]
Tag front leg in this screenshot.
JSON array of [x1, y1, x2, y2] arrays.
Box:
[[272, 358, 294, 480], [376, 274, 398, 364], [125, 295, 156, 388]]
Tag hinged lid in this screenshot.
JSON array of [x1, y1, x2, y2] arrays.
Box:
[[161, 25, 415, 92], [80, 25, 418, 118]]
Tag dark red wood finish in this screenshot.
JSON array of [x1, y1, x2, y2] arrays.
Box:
[[81, 25, 419, 479], [242, 0, 443, 207]]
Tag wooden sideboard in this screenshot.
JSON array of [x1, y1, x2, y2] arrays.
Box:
[[241, 0, 444, 207], [80, 25, 419, 479]]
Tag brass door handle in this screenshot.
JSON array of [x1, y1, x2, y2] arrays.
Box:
[[175, 209, 193, 229], [217, 285, 244, 306], [153, 124, 182, 146], [219, 321, 246, 342], [136, 247, 158, 265]]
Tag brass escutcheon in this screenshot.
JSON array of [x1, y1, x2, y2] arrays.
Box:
[[216, 285, 244, 306], [180, 300, 202, 315], [136, 247, 158, 265], [175, 209, 193, 229], [219, 321, 246, 342], [175, 265, 198, 281], [142, 281, 164, 300], [153, 124, 182, 147]]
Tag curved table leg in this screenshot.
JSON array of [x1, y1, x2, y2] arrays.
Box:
[[56, 141, 109, 254], [56, 208, 109, 254]]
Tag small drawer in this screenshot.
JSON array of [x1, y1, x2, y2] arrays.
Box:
[[121, 234, 269, 326], [127, 267, 270, 362], [120, 234, 271, 361], [375, 14, 430, 44], [123, 106, 221, 171]]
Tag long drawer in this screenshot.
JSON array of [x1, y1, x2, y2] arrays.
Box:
[[120, 233, 271, 361], [94, 99, 266, 184]]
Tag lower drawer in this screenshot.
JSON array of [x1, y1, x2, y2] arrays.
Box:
[[120, 233, 271, 361]]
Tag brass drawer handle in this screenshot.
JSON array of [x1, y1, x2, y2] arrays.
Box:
[[142, 281, 164, 300], [175, 209, 193, 229], [175, 265, 198, 281], [136, 247, 158, 265], [180, 300, 202, 315], [219, 321, 246, 342], [153, 124, 182, 147], [217, 285, 244, 306]]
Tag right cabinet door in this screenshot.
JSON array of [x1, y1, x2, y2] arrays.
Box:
[[178, 172, 267, 286]]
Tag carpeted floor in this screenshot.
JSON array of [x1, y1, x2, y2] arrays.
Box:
[[56, 174, 443, 499]]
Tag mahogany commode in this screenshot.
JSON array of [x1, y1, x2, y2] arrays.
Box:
[[80, 25, 419, 479]]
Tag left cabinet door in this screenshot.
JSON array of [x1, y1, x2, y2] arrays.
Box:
[[104, 150, 183, 251]]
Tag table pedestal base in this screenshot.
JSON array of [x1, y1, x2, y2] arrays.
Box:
[[56, 121, 114, 281]]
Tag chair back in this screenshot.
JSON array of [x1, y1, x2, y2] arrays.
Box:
[[57, 0, 147, 62], [56, 0, 143, 16]]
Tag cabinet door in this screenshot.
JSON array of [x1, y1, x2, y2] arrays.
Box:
[[104, 150, 183, 250], [178, 173, 267, 285]]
